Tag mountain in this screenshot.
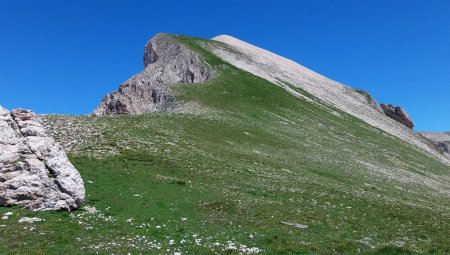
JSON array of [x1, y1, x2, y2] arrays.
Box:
[[95, 33, 448, 164], [1, 33, 450, 254], [420, 131, 450, 158]]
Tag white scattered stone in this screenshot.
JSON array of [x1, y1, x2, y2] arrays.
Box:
[[84, 206, 98, 214], [18, 217, 44, 223], [280, 221, 308, 229]]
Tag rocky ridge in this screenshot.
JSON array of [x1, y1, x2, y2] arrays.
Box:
[[420, 131, 450, 159], [93, 33, 213, 115], [209, 34, 448, 164], [0, 106, 85, 210]]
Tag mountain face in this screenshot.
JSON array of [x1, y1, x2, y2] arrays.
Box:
[[4, 33, 450, 254], [93, 33, 213, 115], [95, 33, 447, 164], [0, 106, 85, 210]]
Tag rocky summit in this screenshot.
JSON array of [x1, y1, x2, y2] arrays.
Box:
[[93, 33, 214, 115], [0, 106, 85, 211]]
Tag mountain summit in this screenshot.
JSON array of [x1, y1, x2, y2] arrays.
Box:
[[93, 33, 213, 115]]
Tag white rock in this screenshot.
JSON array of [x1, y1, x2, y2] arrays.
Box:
[[18, 217, 44, 223], [0, 107, 85, 211]]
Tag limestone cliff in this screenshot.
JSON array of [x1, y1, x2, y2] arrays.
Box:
[[93, 33, 213, 115]]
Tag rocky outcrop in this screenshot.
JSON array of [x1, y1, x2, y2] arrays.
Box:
[[0, 106, 85, 211], [380, 104, 414, 129], [419, 131, 450, 159], [93, 33, 214, 115]]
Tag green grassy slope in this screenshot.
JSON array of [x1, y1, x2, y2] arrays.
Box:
[[1, 35, 449, 255]]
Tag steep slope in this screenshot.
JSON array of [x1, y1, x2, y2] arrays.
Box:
[[210, 35, 448, 164], [2, 34, 449, 254]]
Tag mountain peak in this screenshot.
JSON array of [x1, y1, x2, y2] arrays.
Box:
[[93, 33, 214, 115]]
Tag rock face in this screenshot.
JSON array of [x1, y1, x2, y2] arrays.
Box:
[[0, 106, 85, 211], [93, 33, 214, 115], [380, 104, 414, 129]]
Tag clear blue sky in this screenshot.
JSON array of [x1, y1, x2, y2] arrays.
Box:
[[1, 0, 449, 131]]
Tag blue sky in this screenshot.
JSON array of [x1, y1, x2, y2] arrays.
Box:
[[0, 0, 449, 131]]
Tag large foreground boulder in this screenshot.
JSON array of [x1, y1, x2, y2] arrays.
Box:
[[380, 104, 414, 129], [93, 33, 214, 115], [0, 106, 85, 211]]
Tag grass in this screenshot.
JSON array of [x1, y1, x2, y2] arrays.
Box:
[[1, 35, 450, 255]]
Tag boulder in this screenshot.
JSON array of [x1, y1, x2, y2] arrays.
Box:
[[93, 33, 214, 115], [380, 104, 414, 129], [0, 106, 85, 211]]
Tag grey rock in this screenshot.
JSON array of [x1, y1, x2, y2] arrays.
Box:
[[436, 142, 449, 153], [0, 106, 85, 211], [419, 131, 450, 159], [93, 33, 213, 115], [380, 104, 414, 129]]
